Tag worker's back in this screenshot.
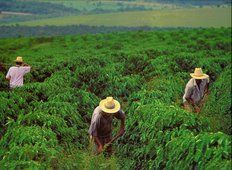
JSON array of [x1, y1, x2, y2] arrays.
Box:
[[6, 66, 31, 88]]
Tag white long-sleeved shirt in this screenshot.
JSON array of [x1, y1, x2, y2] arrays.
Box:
[[6, 66, 31, 88], [183, 78, 209, 104]]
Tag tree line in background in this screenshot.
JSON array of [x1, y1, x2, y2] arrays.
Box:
[[0, 25, 178, 38], [0, 0, 79, 15]]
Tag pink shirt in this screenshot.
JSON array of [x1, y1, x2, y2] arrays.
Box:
[[6, 66, 31, 88]]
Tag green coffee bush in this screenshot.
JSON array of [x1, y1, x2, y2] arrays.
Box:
[[116, 101, 209, 169], [202, 67, 231, 134], [164, 132, 231, 170], [0, 126, 61, 169]]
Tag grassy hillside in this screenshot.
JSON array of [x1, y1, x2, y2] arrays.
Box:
[[4, 7, 230, 27], [0, 0, 178, 24], [0, 28, 231, 169], [1, 0, 230, 27]]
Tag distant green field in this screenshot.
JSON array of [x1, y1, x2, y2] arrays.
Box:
[[6, 7, 231, 27]]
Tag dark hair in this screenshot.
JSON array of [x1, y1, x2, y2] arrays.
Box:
[[16, 62, 23, 66]]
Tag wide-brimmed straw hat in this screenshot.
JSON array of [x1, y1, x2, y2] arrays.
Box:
[[190, 68, 209, 79], [14, 56, 23, 63], [99, 97, 120, 114]]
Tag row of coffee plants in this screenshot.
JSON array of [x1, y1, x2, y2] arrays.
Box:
[[115, 92, 231, 169], [202, 66, 231, 134], [0, 28, 231, 169]]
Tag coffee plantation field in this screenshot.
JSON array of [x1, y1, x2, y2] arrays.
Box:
[[0, 28, 231, 169]]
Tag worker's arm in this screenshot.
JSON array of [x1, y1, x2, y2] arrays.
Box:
[[6, 68, 11, 81], [114, 117, 126, 140], [22, 63, 31, 74], [183, 83, 194, 106], [185, 97, 200, 113], [183, 80, 202, 113], [102, 111, 126, 152], [103, 118, 125, 151], [109, 114, 126, 144], [204, 77, 210, 95], [88, 109, 103, 154], [205, 83, 209, 95], [118, 117, 125, 137], [93, 136, 103, 153], [22, 62, 29, 66]]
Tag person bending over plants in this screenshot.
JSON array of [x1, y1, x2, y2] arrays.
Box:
[[6, 56, 31, 89], [88, 97, 125, 156], [183, 68, 209, 113]]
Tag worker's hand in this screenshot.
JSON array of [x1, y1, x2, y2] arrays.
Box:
[[118, 128, 125, 136], [183, 101, 188, 108], [195, 106, 201, 113], [97, 145, 103, 154], [205, 90, 210, 95], [186, 98, 194, 106], [189, 100, 195, 106]]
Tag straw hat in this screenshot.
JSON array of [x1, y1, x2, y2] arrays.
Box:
[[99, 97, 120, 114], [14, 56, 23, 63], [190, 68, 209, 79]]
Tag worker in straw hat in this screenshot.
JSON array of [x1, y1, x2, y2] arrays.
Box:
[[183, 68, 210, 113], [6, 56, 31, 89], [88, 97, 125, 156]]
